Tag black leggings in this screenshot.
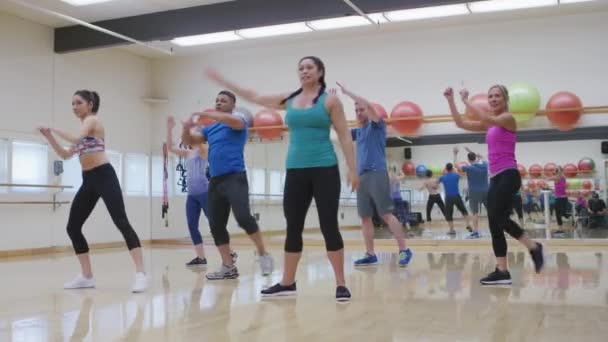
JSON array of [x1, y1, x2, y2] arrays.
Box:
[[283, 166, 343, 253], [487, 169, 525, 258], [512, 194, 524, 219], [426, 194, 446, 222], [555, 197, 569, 226], [208, 172, 259, 246], [67, 163, 141, 254]]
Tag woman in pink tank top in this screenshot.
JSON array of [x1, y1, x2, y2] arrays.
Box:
[[444, 85, 544, 285], [552, 167, 568, 233]]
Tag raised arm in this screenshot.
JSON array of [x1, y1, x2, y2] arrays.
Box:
[[205, 68, 290, 110], [198, 110, 245, 130], [39, 128, 76, 160], [181, 116, 206, 146], [166, 116, 190, 157], [50, 116, 97, 144], [460, 89, 516, 131], [444, 87, 487, 132], [327, 94, 359, 191], [453, 146, 460, 166], [464, 146, 484, 161], [336, 82, 381, 123]]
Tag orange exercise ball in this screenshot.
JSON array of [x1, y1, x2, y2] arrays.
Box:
[[371, 103, 388, 120], [517, 164, 527, 178], [390, 101, 423, 135], [546, 91, 583, 131], [253, 110, 283, 139], [543, 162, 557, 177], [529, 164, 542, 178], [465, 93, 491, 120], [562, 163, 578, 178]]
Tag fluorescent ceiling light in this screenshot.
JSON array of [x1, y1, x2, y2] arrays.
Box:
[[61, 0, 116, 5], [237, 22, 312, 38], [384, 4, 470, 21], [367, 13, 390, 24], [468, 0, 557, 13], [560, 0, 596, 3], [171, 31, 242, 46], [307, 16, 372, 30]]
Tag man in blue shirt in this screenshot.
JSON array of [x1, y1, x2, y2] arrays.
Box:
[[182, 90, 273, 280], [439, 162, 471, 235], [337, 82, 412, 267], [455, 146, 488, 238]]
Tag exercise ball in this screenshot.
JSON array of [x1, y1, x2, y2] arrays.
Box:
[[465, 93, 491, 120], [390, 101, 423, 135], [567, 179, 582, 189], [562, 163, 578, 178], [428, 164, 443, 177], [402, 161, 416, 176], [235, 107, 254, 128], [527, 180, 536, 189], [528, 164, 543, 178], [582, 180, 593, 190], [543, 162, 557, 177], [537, 180, 547, 189], [371, 103, 388, 120], [517, 164, 527, 178], [253, 110, 283, 139], [546, 91, 582, 131], [197, 108, 217, 126], [508, 83, 541, 123], [416, 165, 428, 177], [578, 157, 595, 173]]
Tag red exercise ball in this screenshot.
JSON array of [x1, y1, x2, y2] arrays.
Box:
[[578, 157, 595, 173], [582, 180, 593, 190], [197, 108, 217, 126], [390, 101, 423, 135], [465, 93, 491, 120], [401, 161, 416, 176], [543, 162, 557, 177], [546, 91, 583, 131], [562, 163, 578, 178], [253, 110, 283, 139], [371, 103, 388, 120], [517, 164, 527, 178], [529, 164, 542, 178]]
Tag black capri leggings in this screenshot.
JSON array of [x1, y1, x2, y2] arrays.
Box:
[[555, 197, 569, 226], [487, 169, 525, 258], [283, 165, 343, 253], [426, 194, 446, 222], [67, 163, 141, 254]]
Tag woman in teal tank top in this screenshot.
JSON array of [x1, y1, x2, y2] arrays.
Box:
[[206, 56, 359, 302]]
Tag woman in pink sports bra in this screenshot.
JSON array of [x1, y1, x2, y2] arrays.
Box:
[[39, 90, 147, 293], [444, 85, 544, 286]]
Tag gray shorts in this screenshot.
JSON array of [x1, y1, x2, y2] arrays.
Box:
[[357, 171, 394, 218], [468, 191, 488, 214]]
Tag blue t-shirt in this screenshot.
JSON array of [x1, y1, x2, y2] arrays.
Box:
[[202, 117, 248, 177], [439, 172, 461, 197], [461, 162, 489, 192], [351, 119, 387, 175]]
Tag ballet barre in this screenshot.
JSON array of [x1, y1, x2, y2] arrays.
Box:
[[0, 183, 73, 211]]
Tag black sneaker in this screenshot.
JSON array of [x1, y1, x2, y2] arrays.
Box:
[[261, 282, 297, 297], [480, 268, 512, 285], [466, 225, 473, 232], [185, 257, 207, 267], [336, 286, 351, 302], [529, 242, 545, 273]]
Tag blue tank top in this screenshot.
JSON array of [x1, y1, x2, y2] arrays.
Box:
[[186, 154, 208, 195], [285, 93, 337, 169]]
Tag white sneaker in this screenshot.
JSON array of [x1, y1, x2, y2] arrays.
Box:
[[64, 275, 95, 289], [132, 272, 148, 293], [259, 253, 274, 276]]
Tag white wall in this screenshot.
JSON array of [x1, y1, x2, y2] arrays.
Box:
[[148, 10, 608, 239], [0, 12, 154, 251]]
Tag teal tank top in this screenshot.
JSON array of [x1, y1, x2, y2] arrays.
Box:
[[285, 93, 337, 169]]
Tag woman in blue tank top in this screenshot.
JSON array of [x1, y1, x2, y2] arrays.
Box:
[[206, 56, 358, 302]]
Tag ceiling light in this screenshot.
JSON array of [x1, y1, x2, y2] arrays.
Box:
[[559, 0, 596, 3], [468, 0, 558, 13], [60, 0, 116, 6], [171, 31, 242, 46], [236, 22, 312, 38], [384, 4, 470, 22], [307, 16, 372, 30]]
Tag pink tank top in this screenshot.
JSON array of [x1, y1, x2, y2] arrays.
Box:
[[486, 126, 517, 177], [555, 176, 566, 198]]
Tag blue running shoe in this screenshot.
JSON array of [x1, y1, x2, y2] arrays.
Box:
[[354, 253, 378, 266], [398, 249, 413, 267]]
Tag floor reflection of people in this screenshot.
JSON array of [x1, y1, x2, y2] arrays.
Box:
[[121, 299, 145, 341], [554, 253, 570, 301], [507, 252, 525, 298], [69, 295, 93, 342]]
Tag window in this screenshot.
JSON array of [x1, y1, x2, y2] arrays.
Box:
[[250, 168, 266, 200], [0, 139, 8, 193], [11, 141, 48, 193], [106, 150, 122, 186], [124, 154, 149, 196], [269, 170, 282, 197], [61, 154, 82, 193], [152, 155, 174, 197]]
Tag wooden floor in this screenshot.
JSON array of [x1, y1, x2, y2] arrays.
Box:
[[1, 245, 608, 342]]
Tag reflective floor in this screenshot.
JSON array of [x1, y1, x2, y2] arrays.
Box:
[[1, 246, 608, 341]]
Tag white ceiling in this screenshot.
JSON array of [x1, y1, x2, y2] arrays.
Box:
[[0, 0, 235, 27]]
